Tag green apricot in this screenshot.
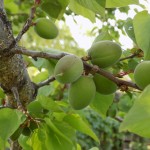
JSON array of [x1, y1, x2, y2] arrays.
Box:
[[54, 55, 83, 83], [134, 61, 150, 89], [88, 40, 122, 68], [69, 76, 96, 110], [34, 18, 58, 39], [93, 73, 117, 95]]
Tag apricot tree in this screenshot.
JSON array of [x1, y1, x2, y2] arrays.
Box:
[[0, 0, 150, 150]]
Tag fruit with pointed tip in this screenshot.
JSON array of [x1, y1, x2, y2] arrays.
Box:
[[69, 76, 96, 110], [54, 55, 83, 83], [88, 40, 122, 68]]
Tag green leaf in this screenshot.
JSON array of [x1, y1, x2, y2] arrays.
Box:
[[4, 0, 19, 13], [0, 108, 25, 140], [89, 147, 99, 150], [63, 114, 99, 142], [43, 123, 75, 150], [41, 0, 69, 19], [38, 85, 52, 96], [69, 0, 95, 22], [37, 95, 63, 112], [30, 121, 75, 150], [124, 18, 136, 44], [133, 11, 150, 60], [27, 101, 43, 117], [32, 70, 49, 83], [76, 0, 105, 17], [27, 130, 46, 150], [0, 88, 5, 99], [18, 135, 32, 150], [106, 0, 139, 8], [90, 92, 114, 118], [45, 118, 72, 144], [93, 31, 112, 44], [0, 137, 6, 150], [120, 85, 150, 138], [52, 120, 76, 146], [118, 94, 133, 113]]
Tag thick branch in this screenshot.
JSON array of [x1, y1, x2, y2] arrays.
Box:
[[14, 47, 140, 90], [84, 62, 140, 90]]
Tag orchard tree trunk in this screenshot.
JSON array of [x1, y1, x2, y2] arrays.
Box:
[[0, 1, 35, 149]]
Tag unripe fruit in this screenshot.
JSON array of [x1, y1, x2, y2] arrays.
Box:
[[134, 61, 150, 89], [54, 55, 83, 83], [69, 76, 96, 110], [34, 18, 58, 39], [93, 73, 117, 95], [88, 40, 122, 68]]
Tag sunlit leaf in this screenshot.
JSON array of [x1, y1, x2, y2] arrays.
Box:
[[37, 95, 63, 112], [133, 11, 150, 60], [69, 0, 95, 22], [33, 121, 75, 150], [0, 108, 25, 140], [41, 0, 69, 19], [120, 85, 150, 137], [106, 0, 139, 8], [90, 92, 114, 118], [124, 18, 136, 44], [76, 0, 105, 17], [92, 31, 112, 44], [63, 114, 99, 142]]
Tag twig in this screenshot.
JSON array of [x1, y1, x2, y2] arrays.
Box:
[[115, 116, 123, 122], [119, 49, 143, 61], [37, 76, 56, 88], [120, 53, 138, 61], [0, 106, 11, 109], [15, 5, 37, 43]]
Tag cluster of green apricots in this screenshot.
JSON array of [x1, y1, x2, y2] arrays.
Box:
[[54, 41, 122, 110], [34, 18, 150, 110]]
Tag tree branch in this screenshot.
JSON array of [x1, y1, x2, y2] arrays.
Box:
[[14, 47, 67, 59], [119, 49, 143, 61], [84, 62, 140, 90], [15, 5, 37, 43], [36, 76, 55, 89], [14, 47, 140, 90]]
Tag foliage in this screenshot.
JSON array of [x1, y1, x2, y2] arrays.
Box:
[[1, 0, 150, 149]]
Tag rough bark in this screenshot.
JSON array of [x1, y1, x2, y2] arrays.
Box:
[[0, 1, 35, 107], [0, 1, 35, 149]]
